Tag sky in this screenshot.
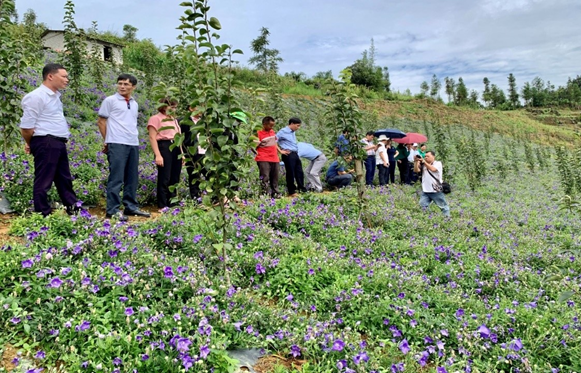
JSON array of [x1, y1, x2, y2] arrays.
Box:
[[15, 0, 581, 96]]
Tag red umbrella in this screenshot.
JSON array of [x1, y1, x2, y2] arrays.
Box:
[[393, 133, 428, 144]]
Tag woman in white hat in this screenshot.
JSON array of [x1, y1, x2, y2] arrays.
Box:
[[375, 135, 390, 186]]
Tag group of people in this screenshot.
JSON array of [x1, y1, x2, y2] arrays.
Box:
[[20, 63, 449, 220], [21, 64, 151, 221]]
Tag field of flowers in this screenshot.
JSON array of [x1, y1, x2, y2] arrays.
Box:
[[1, 138, 580, 373], [1, 61, 580, 373]]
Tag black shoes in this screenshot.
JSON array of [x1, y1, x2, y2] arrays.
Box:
[[123, 209, 151, 217]]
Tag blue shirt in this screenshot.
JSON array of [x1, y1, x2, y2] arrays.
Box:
[[297, 142, 322, 160], [326, 160, 345, 179], [276, 126, 298, 152], [335, 134, 349, 154]]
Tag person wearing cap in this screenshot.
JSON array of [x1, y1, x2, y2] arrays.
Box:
[[19, 63, 82, 217], [361, 131, 376, 186], [375, 135, 390, 186], [277, 117, 306, 197], [298, 142, 327, 193], [386, 138, 399, 184], [395, 142, 409, 184], [407, 143, 420, 184]]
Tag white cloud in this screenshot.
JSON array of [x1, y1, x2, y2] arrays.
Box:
[[17, 0, 581, 95]]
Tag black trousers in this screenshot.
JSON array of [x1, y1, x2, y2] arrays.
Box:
[[398, 159, 409, 184], [156, 140, 182, 208], [281, 151, 305, 194], [186, 153, 207, 200], [30, 136, 78, 216]]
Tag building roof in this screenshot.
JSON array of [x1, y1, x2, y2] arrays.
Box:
[[41, 29, 125, 48]]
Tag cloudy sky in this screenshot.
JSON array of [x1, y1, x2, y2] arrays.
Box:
[[16, 0, 580, 96]]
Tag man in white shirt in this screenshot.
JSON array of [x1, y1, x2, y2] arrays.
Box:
[[19, 63, 81, 217], [415, 150, 450, 217], [97, 74, 150, 221]]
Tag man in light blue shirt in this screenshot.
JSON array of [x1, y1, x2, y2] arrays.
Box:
[[276, 117, 305, 196], [298, 142, 327, 192]]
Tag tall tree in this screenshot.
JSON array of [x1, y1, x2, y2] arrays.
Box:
[[420, 81, 429, 97], [123, 24, 138, 43], [444, 77, 455, 103], [507, 73, 519, 108], [248, 27, 283, 73], [62, 0, 86, 103], [455, 77, 468, 105], [349, 40, 390, 92], [482, 77, 491, 107], [430, 74, 441, 99], [489, 84, 506, 108]]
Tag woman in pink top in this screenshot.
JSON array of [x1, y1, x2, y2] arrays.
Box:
[[147, 98, 182, 209]]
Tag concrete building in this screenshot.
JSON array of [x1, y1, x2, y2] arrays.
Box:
[[41, 30, 124, 65]]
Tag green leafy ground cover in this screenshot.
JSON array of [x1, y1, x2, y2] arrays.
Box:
[[1, 142, 580, 373]]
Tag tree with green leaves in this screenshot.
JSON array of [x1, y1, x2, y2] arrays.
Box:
[[482, 77, 491, 107], [248, 27, 283, 73], [87, 21, 107, 90], [169, 0, 248, 282], [430, 74, 441, 100], [122, 24, 138, 43], [0, 0, 34, 151], [489, 84, 506, 108], [62, 0, 86, 103], [349, 40, 390, 92], [507, 73, 519, 109], [444, 77, 455, 103], [455, 77, 468, 105], [420, 81, 429, 97]]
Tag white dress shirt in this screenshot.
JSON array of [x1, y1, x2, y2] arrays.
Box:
[[20, 84, 70, 138]]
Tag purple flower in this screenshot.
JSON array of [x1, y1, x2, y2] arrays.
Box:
[[399, 339, 410, 354], [332, 339, 345, 351], [509, 338, 523, 351], [76, 320, 91, 332], [455, 308, 464, 317], [176, 337, 191, 353], [353, 351, 369, 365], [125, 307, 134, 316], [290, 344, 301, 357], [35, 350, 46, 359], [21, 259, 34, 268], [164, 266, 174, 278], [142, 354, 149, 361], [119, 296, 128, 302], [49, 277, 63, 288], [200, 344, 210, 359], [478, 324, 491, 339], [337, 359, 348, 370], [10, 317, 21, 324], [437, 367, 448, 373], [255, 263, 266, 274], [113, 357, 122, 366]]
